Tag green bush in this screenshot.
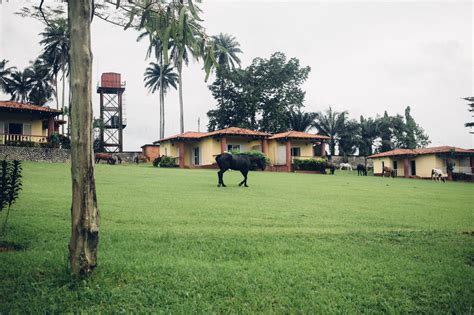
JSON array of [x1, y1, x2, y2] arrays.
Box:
[[293, 158, 327, 172], [158, 156, 177, 168], [452, 172, 473, 181]]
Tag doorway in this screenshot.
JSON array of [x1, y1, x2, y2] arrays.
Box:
[[410, 160, 416, 176]]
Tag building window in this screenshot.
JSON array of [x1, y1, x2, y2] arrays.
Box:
[[227, 144, 241, 153], [193, 147, 200, 165], [291, 147, 301, 157], [393, 161, 398, 170]]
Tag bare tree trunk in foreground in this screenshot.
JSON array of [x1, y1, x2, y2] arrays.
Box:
[[68, 0, 100, 276]]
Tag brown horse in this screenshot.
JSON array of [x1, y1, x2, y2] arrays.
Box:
[[382, 166, 395, 177], [134, 153, 150, 164], [95, 153, 119, 165]]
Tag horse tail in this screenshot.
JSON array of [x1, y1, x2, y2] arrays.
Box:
[[215, 153, 223, 162]]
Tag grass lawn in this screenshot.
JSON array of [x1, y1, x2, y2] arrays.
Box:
[[0, 162, 473, 313]]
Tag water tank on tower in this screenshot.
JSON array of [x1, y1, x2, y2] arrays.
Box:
[[97, 73, 127, 152]]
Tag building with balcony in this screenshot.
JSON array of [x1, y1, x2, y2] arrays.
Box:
[[0, 101, 63, 145]]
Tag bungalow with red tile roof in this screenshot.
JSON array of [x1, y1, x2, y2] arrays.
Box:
[[0, 101, 63, 145], [368, 146, 474, 179], [152, 127, 330, 171]]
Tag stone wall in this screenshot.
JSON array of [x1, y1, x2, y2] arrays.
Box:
[[0, 145, 70, 163], [327, 155, 373, 168]]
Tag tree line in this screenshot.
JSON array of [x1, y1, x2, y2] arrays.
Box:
[[206, 51, 430, 155]]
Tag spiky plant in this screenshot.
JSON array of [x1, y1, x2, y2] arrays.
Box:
[[1, 160, 23, 235]]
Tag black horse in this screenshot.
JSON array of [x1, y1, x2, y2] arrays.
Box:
[[216, 153, 266, 187], [357, 164, 367, 176], [321, 162, 336, 175]]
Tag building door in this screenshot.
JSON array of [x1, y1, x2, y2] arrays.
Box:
[[277, 144, 286, 165], [410, 160, 416, 176], [192, 147, 200, 165]]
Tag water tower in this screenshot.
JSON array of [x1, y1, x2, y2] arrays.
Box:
[[97, 72, 127, 152]]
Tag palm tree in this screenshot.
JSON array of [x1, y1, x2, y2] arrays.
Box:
[[28, 58, 54, 106], [212, 33, 242, 110], [0, 59, 15, 95], [212, 33, 242, 70], [287, 110, 317, 132], [144, 62, 178, 138], [8, 69, 33, 103], [313, 107, 348, 156], [40, 18, 69, 131], [138, 31, 176, 139]]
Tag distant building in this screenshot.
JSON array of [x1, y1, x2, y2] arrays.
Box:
[[0, 101, 63, 145], [368, 146, 474, 179], [152, 127, 330, 171]]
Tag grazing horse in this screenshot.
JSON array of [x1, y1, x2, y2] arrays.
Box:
[[357, 164, 367, 176], [322, 162, 336, 175], [134, 153, 149, 164], [216, 153, 266, 187], [382, 166, 395, 177], [95, 152, 112, 164], [431, 168, 446, 183], [339, 163, 352, 171]]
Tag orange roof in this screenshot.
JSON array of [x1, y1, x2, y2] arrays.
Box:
[[206, 127, 269, 137], [0, 100, 62, 116], [155, 131, 207, 143], [154, 127, 269, 143], [269, 131, 330, 141], [368, 146, 474, 158]]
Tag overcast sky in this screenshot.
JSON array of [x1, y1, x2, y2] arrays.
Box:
[[1, 0, 473, 151]]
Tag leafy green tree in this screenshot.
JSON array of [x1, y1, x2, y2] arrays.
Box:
[[0, 59, 15, 95], [207, 52, 310, 133], [287, 110, 317, 132], [358, 115, 378, 156], [339, 119, 361, 156], [143, 62, 178, 138], [207, 69, 256, 131], [313, 107, 348, 156], [463, 97, 474, 133], [376, 111, 393, 152], [249, 52, 310, 133]]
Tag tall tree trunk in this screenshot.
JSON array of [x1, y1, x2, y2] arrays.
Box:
[[159, 59, 164, 139], [54, 75, 59, 110], [178, 62, 184, 134], [61, 65, 66, 135], [68, 0, 100, 276]]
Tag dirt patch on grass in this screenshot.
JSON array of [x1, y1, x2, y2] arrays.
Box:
[[0, 241, 26, 252]]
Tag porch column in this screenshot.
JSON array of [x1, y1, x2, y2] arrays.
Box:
[[470, 157, 474, 175], [320, 142, 326, 157], [403, 158, 409, 178], [220, 136, 227, 154], [286, 140, 292, 172], [178, 142, 185, 168], [261, 139, 268, 155], [47, 118, 54, 138]]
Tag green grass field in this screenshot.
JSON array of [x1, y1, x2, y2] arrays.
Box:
[[1, 162, 473, 313]]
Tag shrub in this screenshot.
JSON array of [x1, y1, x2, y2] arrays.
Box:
[[293, 158, 327, 172], [5, 140, 36, 147], [0, 160, 23, 235], [452, 172, 473, 182], [159, 156, 177, 168], [152, 157, 160, 167]]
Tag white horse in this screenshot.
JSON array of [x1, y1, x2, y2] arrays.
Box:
[[339, 163, 352, 171], [431, 168, 446, 182]]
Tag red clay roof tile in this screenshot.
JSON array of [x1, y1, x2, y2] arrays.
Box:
[[269, 131, 330, 140], [368, 146, 474, 158], [0, 100, 62, 115]]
